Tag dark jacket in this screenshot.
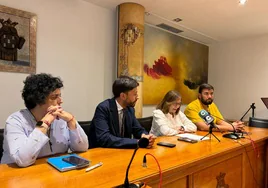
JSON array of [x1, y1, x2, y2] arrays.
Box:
[[89, 98, 147, 148]]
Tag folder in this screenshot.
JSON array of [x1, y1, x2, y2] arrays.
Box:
[[47, 154, 90, 172]]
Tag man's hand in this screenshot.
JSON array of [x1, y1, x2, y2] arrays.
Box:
[[232, 121, 245, 131], [141, 134, 155, 148], [41, 106, 59, 125], [51, 107, 72, 122], [48, 105, 76, 130]]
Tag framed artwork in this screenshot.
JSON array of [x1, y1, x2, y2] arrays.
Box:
[[0, 5, 36, 74], [143, 25, 208, 105]]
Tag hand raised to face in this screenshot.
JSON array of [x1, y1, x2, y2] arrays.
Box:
[[45, 105, 76, 130], [41, 105, 60, 125], [47, 105, 61, 113], [50, 106, 72, 122]]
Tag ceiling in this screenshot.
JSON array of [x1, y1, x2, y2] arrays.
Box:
[[84, 0, 268, 45]]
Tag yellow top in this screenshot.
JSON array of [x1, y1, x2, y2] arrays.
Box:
[[184, 99, 223, 124]]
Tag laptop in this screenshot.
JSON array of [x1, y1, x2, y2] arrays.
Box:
[[261, 98, 268, 109]]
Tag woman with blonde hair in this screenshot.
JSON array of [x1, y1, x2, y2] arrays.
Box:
[[150, 90, 197, 136]]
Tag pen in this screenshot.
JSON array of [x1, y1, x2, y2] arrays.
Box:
[[85, 162, 103, 172]]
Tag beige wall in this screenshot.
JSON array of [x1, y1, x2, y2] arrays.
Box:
[[0, 0, 116, 128], [209, 34, 268, 121]]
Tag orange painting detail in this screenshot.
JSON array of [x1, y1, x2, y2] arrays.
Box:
[[143, 25, 208, 105], [144, 56, 172, 79]]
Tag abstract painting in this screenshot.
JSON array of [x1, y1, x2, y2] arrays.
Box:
[[143, 25, 208, 105]]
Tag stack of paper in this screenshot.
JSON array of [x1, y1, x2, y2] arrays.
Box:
[[176, 133, 209, 141]]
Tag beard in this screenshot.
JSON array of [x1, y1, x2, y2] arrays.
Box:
[[200, 97, 213, 105], [127, 99, 138, 107]]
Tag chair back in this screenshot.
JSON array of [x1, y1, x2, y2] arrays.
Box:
[[137, 116, 153, 133], [249, 117, 268, 128], [78, 121, 91, 136]]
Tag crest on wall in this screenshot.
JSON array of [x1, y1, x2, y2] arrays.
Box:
[[119, 23, 142, 77]]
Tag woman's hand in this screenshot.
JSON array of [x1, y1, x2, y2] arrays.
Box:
[[177, 126, 185, 134]]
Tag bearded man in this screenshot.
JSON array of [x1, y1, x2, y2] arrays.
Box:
[[184, 83, 244, 132], [89, 76, 155, 148]]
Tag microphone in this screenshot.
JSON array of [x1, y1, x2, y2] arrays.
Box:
[[198, 110, 221, 142], [198, 109, 220, 130], [137, 137, 149, 148], [117, 137, 149, 188], [200, 110, 240, 139]]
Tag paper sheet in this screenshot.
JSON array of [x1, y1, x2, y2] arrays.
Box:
[[176, 133, 210, 141]]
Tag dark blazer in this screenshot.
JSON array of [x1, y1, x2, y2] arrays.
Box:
[[89, 98, 147, 148]]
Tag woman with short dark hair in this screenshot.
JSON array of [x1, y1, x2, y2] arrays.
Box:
[[1, 73, 88, 167], [150, 90, 197, 136]]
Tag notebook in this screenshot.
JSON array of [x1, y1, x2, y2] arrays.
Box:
[[47, 154, 90, 172], [261, 97, 268, 109]]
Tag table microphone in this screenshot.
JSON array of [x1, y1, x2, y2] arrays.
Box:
[[204, 111, 241, 139], [198, 109, 221, 131], [116, 137, 149, 188], [198, 109, 221, 142]]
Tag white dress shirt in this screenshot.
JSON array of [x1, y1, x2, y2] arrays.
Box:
[[150, 109, 197, 136], [1, 109, 88, 167]]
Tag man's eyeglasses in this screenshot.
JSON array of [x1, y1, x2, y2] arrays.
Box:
[[49, 94, 62, 100]]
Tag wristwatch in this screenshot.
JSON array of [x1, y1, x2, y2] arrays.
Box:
[[36, 120, 50, 128], [36, 121, 44, 126], [179, 126, 185, 131]]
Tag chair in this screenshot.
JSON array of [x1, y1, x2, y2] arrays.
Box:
[[78, 121, 91, 136], [0, 129, 4, 159], [137, 116, 153, 133], [248, 117, 268, 128]]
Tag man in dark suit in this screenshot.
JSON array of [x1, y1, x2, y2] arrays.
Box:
[[89, 76, 155, 148]]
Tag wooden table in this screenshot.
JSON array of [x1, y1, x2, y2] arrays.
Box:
[[0, 127, 268, 188]]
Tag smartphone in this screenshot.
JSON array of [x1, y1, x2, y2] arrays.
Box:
[[62, 156, 90, 168], [177, 137, 198, 143], [157, 142, 176, 148]]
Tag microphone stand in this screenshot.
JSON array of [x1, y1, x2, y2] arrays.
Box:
[[201, 124, 220, 142], [238, 103, 255, 138], [123, 148, 139, 188], [116, 138, 149, 188], [210, 114, 241, 139], [116, 148, 141, 188], [240, 103, 256, 121]]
